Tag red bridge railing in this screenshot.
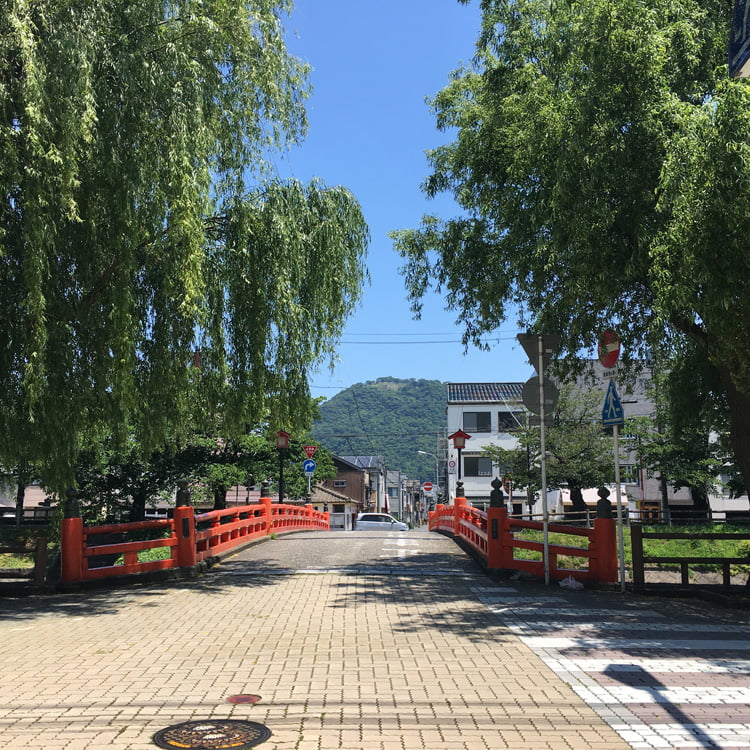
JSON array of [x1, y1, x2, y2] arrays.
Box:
[[429, 496, 617, 584], [60, 495, 329, 584]]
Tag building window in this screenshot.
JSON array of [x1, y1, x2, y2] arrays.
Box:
[[463, 456, 493, 477], [498, 411, 520, 432], [333, 480, 346, 488], [463, 411, 491, 433], [333, 504, 345, 513]]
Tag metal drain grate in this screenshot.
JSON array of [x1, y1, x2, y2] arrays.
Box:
[[153, 719, 272, 749]]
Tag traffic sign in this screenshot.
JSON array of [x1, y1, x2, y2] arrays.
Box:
[[302, 458, 316, 475], [302, 445, 317, 459], [423, 482, 433, 493], [598, 330, 621, 368], [517, 333, 561, 374], [522, 376, 559, 415], [602, 380, 625, 426]]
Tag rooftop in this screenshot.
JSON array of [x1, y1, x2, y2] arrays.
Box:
[[447, 382, 525, 404]]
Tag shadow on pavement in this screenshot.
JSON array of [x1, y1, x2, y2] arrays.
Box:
[[603, 664, 718, 749]]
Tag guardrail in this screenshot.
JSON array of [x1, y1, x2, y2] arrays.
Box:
[[60, 493, 329, 585], [429, 496, 617, 584], [630, 524, 750, 590]]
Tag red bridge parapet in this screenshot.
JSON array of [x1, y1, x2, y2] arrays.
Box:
[[60, 491, 329, 585]]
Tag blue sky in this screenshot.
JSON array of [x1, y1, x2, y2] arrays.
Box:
[[277, 0, 535, 399]]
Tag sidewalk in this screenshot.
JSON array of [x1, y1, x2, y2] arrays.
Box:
[[0, 549, 628, 749], [3, 529, 750, 749]]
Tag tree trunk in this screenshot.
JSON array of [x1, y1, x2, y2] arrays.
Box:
[[659, 474, 671, 525], [213, 487, 227, 510], [718, 364, 750, 499], [690, 486, 710, 522], [15, 476, 26, 527], [567, 485, 587, 523], [130, 493, 147, 523]]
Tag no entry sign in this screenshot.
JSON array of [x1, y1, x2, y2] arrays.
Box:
[[598, 330, 621, 369], [423, 482, 433, 492]]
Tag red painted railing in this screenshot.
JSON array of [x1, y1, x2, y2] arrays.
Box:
[[61, 497, 329, 584], [429, 496, 617, 583]]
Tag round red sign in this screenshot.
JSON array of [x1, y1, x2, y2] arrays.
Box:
[[423, 482, 433, 492], [598, 330, 621, 368]]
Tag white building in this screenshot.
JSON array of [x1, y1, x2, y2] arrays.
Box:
[[447, 369, 750, 521], [446, 382, 525, 508]]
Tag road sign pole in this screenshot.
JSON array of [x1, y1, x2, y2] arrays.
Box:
[[537, 336, 550, 586], [613, 423, 626, 592]]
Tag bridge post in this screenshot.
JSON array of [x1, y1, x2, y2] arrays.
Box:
[[592, 517, 617, 583], [486, 506, 509, 570], [61, 489, 84, 584], [174, 481, 197, 569], [260, 494, 273, 534], [454, 490, 467, 537]]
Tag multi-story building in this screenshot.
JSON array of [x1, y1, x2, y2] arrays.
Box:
[[446, 382, 526, 507], [446, 368, 750, 521]]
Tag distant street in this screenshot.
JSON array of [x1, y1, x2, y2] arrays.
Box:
[[216, 526, 479, 576]]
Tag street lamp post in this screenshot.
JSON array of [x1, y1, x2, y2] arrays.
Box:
[[448, 430, 471, 481], [275, 430, 290, 502]]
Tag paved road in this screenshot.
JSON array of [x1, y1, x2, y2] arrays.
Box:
[[1, 528, 750, 749]]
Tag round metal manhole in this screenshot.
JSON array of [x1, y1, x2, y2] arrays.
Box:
[[227, 694, 262, 705], [153, 719, 272, 749]]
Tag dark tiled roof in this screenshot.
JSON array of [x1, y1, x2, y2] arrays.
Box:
[[340, 455, 384, 470], [447, 382, 525, 403]]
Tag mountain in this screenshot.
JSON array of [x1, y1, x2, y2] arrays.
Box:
[[311, 377, 446, 482]]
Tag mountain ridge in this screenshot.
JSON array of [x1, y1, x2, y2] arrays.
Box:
[[311, 377, 446, 482]]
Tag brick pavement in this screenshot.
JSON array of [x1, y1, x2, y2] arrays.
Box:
[[1, 529, 749, 749], [0, 530, 629, 750]]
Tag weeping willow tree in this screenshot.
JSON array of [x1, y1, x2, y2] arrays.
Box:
[[0, 1, 369, 490]]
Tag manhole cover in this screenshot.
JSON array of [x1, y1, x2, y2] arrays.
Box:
[[153, 720, 272, 749], [228, 694, 262, 704]]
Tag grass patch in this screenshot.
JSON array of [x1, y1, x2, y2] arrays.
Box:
[[0, 527, 51, 568], [0, 552, 34, 568], [639, 524, 750, 560], [508, 523, 750, 572]]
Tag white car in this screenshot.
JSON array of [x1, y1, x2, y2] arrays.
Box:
[[355, 513, 408, 531]]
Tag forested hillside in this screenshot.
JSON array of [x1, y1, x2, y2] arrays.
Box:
[[311, 377, 446, 482]]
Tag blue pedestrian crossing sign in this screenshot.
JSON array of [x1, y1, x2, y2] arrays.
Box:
[[602, 380, 625, 426], [302, 459, 316, 475]]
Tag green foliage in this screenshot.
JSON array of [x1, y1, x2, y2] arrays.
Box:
[[0, 2, 369, 491], [311, 378, 446, 481], [391, 0, 750, 492], [70, 430, 337, 518], [72, 438, 180, 523]]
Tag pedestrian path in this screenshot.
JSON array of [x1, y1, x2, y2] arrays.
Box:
[[473, 582, 750, 748], [1, 530, 750, 749]]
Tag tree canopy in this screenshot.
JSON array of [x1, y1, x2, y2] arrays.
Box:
[[1, 1, 369, 490], [392, 0, 750, 492]]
